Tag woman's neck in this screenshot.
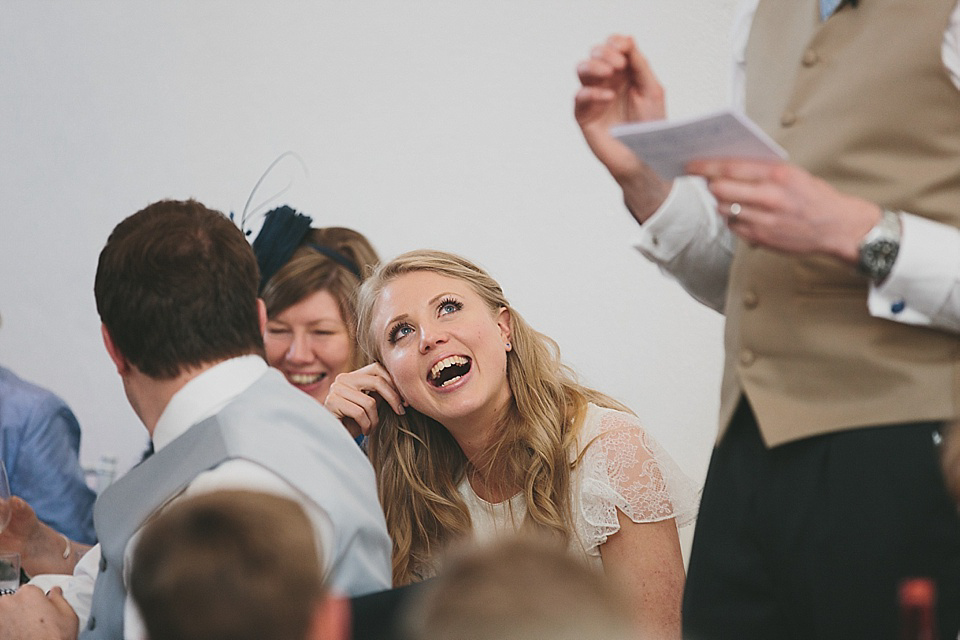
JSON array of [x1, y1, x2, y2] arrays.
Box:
[[449, 424, 497, 467], [443, 387, 511, 465], [444, 388, 519, 501], [466, 462, 519, 503]]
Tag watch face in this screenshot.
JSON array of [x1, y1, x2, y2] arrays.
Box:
[[858, 209, 901, 281], [862, 239, 899, 278]]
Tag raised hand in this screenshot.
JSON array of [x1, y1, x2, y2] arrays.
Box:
[[324, 363, 406, 438], [575, 34, 671, 221], [0, 497, 41, 560], [0, 497, 89, 576]]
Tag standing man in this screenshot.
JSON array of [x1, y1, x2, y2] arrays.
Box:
[[0, 199, 391, 640], [576, 1, 960, 639]]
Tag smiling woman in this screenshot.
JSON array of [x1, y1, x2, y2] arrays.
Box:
[[324, 250, 700, 639], [264, 289, 354, 401], [253, 206, 379, 436]]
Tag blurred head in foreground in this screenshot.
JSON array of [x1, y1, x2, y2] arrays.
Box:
[[402, 534, 636, 640], [130, 490, 347, 640]]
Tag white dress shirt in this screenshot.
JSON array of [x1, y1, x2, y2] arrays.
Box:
[[634, 0, 960, 333], [46, 356, 336, 640]]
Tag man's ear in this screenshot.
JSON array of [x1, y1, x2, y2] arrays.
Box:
[[101, 324, 130, 375], [306, 594, 350, 640], [257, 298, 268, 335]]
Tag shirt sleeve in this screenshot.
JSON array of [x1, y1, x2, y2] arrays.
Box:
[[631, 176, 734, 312], [9, 396, 97, 544], [868, 214, 960, 332], [25, 544, 101, 636], [575, 408, 701, 555]]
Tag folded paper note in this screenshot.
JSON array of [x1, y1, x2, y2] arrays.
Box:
[[610, 109, 788, 180]]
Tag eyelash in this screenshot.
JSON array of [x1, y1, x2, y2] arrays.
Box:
[[438, 297, 463, 315], [387, 323, 412, 345]]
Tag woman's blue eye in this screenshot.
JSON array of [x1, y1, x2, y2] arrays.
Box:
[[439, 298, 463, 315], [388, 324, 414, 344]]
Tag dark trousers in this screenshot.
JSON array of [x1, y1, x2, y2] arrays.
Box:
[[682, 400, 960, 640], [350, 580, 431, 640]]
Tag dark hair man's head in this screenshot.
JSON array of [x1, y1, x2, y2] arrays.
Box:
[[94, 199, 264, 379], [130, 490, 346, 640]]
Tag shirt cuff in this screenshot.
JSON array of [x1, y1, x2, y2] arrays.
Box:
[[631, 176, 717, 263], [868, 213, 960, 330], [26, 554, 96, 634]]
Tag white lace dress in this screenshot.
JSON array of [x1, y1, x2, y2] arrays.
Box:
[[453, 403, 701, 569]]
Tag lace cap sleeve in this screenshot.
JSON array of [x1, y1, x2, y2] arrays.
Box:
[[574, 405, 701, 553]]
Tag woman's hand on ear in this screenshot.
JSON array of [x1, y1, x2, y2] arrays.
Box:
[[324, 363, 406, 438]]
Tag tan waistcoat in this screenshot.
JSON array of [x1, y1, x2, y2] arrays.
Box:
[[719, 0, 960, 446]]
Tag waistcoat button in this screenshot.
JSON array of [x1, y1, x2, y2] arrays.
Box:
[[99, 556, 107, 572], [740, 349, 755, 366], [88, 616, 96, 630], [743, 291, 758, 309], [802, 49, 819, 66], [781, 111, 797, 127]]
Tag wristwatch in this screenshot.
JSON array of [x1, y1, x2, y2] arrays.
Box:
[[857, 208, 901, 282]]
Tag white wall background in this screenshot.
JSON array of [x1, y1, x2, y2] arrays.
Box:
[[0, 1, 735, 490]]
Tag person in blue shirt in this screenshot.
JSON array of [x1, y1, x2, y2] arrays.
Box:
[[0, 365, 96, 544]]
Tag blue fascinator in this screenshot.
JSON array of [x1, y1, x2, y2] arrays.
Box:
[[252, 205, 362, 294], [233, 153, 362, 293], [252, 205, 312, 293]]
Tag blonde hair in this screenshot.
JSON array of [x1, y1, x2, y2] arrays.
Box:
[[261, 227, 379, 371], [356, 250, 629, 585]]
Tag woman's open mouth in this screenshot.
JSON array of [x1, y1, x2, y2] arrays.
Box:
[[427, 356, 472, 388]]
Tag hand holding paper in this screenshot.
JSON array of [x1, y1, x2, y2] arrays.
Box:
[[608, 105, 875, 262], [610, 109, 788, 180], [687, 146, 879, 263]]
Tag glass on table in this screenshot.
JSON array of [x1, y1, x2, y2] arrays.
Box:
[[0, 460, 16, 594], [0, 459, 9, 534], [0, 552, 19, 594]]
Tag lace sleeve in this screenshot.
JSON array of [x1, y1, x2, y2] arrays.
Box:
[[574, 407, 701, 554]]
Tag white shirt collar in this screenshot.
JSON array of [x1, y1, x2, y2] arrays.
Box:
[[151, 355, 267, 452]]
